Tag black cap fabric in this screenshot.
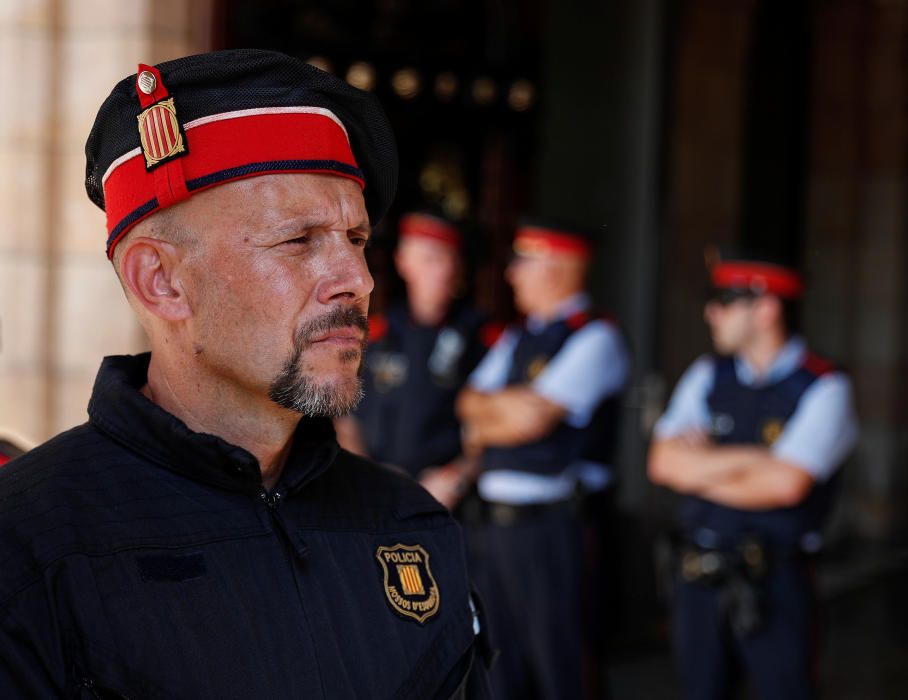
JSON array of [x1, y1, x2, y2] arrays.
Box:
[[85, 49, 398, 237]]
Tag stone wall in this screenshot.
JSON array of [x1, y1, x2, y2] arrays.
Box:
[[0, 0, 211, 443], [804, 0, 908, 539]]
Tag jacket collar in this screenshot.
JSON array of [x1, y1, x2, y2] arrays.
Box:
[[524, 292, 591, 334], [87, 353, 339, 494], [733, 335, 807, 388]]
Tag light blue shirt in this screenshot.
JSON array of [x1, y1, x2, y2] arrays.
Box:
[[468, 293, 630, 503], [468, 293, 630, 427], [653, 336, 859, 482]]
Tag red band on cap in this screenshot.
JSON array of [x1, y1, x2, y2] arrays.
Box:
[[102, 109, 363, 258], [711, 262, 804, 299], [513, 226, 593, 259], [399, 213, 461, 248]]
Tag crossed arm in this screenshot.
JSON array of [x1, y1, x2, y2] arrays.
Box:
[[455, 386, 566, 455], [411, 388, 565, 509], [647, 432, 815, 510]]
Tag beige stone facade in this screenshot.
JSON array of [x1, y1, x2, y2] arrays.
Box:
[[0, 0, 211, 443]]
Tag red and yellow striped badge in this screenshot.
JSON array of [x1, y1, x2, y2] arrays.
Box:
[[137, 98, 186, 169], [397, 564, 426, 596], [376, 544, 440, 623]]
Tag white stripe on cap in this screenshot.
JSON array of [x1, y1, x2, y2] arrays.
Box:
[[101, 106, 350, 186]]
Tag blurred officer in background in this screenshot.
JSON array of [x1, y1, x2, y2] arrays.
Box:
[[335, 211, 499, 507], [457, 218, 630, 700], [0, 50, 493, 697], [648, 253, 858, 700]]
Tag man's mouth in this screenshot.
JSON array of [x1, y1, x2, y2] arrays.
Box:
[[310, 327, 365, 346]]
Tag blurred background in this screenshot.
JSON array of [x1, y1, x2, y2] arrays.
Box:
[[1, 0, 906, 696]]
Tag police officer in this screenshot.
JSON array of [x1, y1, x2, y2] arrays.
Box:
[[336, 211, 497, 507], [0, 50, 492, 698], [648, 253, 858, 700], [457, 218, 630, 700]]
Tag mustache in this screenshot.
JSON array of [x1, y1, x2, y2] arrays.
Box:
[[296, 306, 369, 348]]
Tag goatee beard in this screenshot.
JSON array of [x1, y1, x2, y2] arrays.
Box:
[[268, 306, 368, 416]]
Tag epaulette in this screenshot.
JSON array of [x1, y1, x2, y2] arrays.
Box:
[[565, 310, 617, 331], [479, 321, 507, 349], [368, 314, 389, 343], [802, 351, 837, 377]]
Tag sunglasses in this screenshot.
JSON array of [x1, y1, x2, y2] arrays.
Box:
[[706, 288, 758, 306]]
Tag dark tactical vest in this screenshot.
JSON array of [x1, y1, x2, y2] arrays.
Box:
[[482, 312, 622, 477], [680, 352, 841, 549], [358, 302, 492, 477]]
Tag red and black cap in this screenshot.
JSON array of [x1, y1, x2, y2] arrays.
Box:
[[512, 217, 595, 260], [709, 252, 804, 301], [85, 49, 398, 258], [398, 211, 462, 249]]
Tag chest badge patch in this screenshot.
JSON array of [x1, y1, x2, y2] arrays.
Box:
[[526, 354, 550, 381], [369, 352, 409, 393], [710, 412, 735, 437], [762, 418, 785, 446], [428, 328, 466, 385], [376, 544, 440, 623]]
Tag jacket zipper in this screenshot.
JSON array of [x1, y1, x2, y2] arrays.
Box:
[[78, 676, 131, 699], [261, 489, 310, 560], [258, 488, 325, 697], [79, 677, 101, 699]]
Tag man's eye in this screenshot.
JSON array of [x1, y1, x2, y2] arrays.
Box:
[[284, 236, 310, 245], [351, 235, 370, 248]]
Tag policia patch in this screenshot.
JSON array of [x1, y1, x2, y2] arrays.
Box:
[[375, 544, 440, 623]]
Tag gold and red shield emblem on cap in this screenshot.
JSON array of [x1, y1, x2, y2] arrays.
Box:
[[137, 98, 186, 169], [375, 544, 440, 623]]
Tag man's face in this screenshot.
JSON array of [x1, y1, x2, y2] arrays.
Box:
[[505, 254, 560, 315], [703, 296, 756, 355], [394, 237, 460, 312], [174, 173, 373, 416]]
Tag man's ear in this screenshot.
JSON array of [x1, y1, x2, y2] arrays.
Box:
[[119, 237, 191, 322]]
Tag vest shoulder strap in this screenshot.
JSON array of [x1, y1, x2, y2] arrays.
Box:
[[802, 350, 837, 378], [368, 313, 389, 343], [712, 355, 737, 386], [564, 309, 618, 331]]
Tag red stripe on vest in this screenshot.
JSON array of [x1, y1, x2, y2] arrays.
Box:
[[565, 310, 616, 331], [803, 351, 835, 377], [368, 314, 389, 342], [479, 321, 506, 348]]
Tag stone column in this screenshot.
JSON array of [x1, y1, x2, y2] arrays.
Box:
[[0, 0, 211, 442], [659, 0, 758, 382], [804, 0, 908, 539]]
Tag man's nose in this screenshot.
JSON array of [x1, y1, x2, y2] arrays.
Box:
[[316, 234, 375, 304]]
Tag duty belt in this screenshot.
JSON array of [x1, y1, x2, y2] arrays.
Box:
[[477, 497, 577, 527], [674, 535, 807, 639], [679, 537, 769, 585]]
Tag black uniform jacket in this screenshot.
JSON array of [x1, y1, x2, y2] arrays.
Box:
[[0, 354, 491, 699]]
